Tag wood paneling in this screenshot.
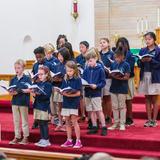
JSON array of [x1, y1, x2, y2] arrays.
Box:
[[95, 0, 160, 48]]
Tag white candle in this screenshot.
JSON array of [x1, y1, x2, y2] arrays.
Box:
[[157, 7, 160, 27], [137, 19, 140, 34], [145, 17, 148, 32], [141, 18, 144, 33]]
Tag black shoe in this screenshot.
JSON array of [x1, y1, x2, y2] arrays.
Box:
[[105, 117, 112, 125], [126, 118, 134, 126], [87, 126, 98, 134], [101, 127, 107, 136], [32, 121, 39, 129], [87, 119, 93, 129]]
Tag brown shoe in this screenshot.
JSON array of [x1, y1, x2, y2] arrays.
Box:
[[19, 137, 29, 145], [9, 137, 21, 145]]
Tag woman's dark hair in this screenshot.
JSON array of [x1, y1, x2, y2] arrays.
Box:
[[80, 41, 89, 49], [144, 32, 157, 41], [115, 46, 125, 56], [116, 37, 130, 56], [58, 47, 71, 63], [63, 42, 74, 59], [34, 46, 45, 55], [56, 34, 68, 49]]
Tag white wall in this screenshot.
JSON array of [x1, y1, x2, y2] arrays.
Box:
[[0, 0, 95, 74]]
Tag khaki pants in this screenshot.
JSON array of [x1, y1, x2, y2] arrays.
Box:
[[50, 93, 58, 116], [12, 105, 29, 139], [111, 94, 127, 125]]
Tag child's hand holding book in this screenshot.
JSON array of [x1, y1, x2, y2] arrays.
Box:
[[90, 84, 97, 89]]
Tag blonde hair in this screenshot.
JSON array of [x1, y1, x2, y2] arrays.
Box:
[[44, 43, 55, 54], [14, 59, 26, 68], [65, 60, 79, 80], [85, 47, 101, 61]]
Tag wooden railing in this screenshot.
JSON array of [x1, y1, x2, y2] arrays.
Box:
[[0, 147, 137, 160], [0, 147, 81, 160]]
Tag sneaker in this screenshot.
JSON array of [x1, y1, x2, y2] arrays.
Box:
[[19, 137, 29, 145], [108, 123, 119, 130], [150, 120, 158, 127], [119, 124, 126, 131], [126, 118, 134, 126], [101, 127, 107, 136], [9, 137, 21, 145], [73, 140, 83, 149], [144, 120, 152, 127], [61, 139, 73, 147], [36, 139, 51, 147], [105, 117, 112, 125], [87, 126, 98, 134], [35, 139, 44, 146]]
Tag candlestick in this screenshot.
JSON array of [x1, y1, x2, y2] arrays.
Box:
[[157, 7, 160, 27], [145, 17, 148, 32], [137, 19, 140, 34], [141, 18, 144, 33]]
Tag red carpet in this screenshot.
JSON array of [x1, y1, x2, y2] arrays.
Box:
[[0, 96, 160, 159]]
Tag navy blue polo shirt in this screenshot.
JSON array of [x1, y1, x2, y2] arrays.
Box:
[[52, 62, 66, 87], [61, 77, 82, 109], [83, 64, 106, 97], [32, 60, 53, 75], [100, 50, 114, 68], [75, 54, 86, 69], [110, 61, 131, 94], [45, 56, 59, 66], [33, 81, 52, 113], [10, 74, 32, 107]]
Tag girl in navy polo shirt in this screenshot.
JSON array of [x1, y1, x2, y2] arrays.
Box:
[[59, 61, 82, 148], [108, 47, 130, 131], [99, 38, 114, 125], [52, 47, 71, 132], [76, 41, 89, 122], [138, 32, 160, 127], [32, 66, 52, 147], [116, 37, 135, 126]]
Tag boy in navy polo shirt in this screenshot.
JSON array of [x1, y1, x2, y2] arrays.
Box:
[[32, 46, 53, 129], [32, 46, 53, 77], [108, 47, 131, 131], [83, 48, 107, 136], [9, 59, 31, 145], [44, 43, 59, 66]]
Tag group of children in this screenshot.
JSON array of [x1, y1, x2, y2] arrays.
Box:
[[7, 32, 160, 148]]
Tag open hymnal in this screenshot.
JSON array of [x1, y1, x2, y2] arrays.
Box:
[[0, 84, 18, 92], [22, 82, 47, 95], [104, 66, 124, 77], [54, 86, 77, 94], [133, 54, 154, 60], [50, 71, 63, 78]]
